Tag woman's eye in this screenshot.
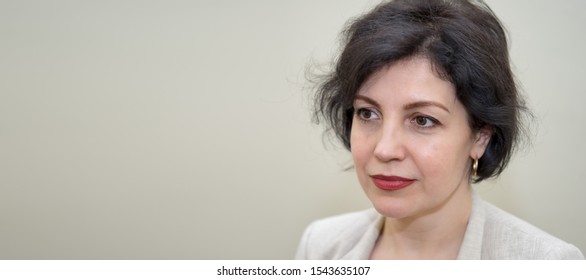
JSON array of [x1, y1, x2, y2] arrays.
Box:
[[356, 108, 379, 120], [413, 115, 437, 128]]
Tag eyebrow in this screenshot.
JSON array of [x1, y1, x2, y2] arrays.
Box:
[[354, 95, 451, 113]]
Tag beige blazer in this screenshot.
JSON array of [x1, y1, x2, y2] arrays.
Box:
[[295, 192, 584, 259]]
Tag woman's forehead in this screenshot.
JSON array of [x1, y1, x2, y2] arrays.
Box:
[[356, 57, 457, 106]]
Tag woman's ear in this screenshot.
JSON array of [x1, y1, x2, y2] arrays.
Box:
[[471, 126, 493, 158]]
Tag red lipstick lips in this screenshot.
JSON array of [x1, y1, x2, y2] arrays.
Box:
[[370, 175, 414, 191]]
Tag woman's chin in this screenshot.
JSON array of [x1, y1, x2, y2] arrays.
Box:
[[370, 197, 414, 219]]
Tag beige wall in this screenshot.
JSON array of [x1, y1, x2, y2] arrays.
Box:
[[1, 0, 584, 259]]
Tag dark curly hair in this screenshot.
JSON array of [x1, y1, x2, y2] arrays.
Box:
[[313, 0, 529, 183]]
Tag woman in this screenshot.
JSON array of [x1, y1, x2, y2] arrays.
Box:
[[296, 0, 584, 259]]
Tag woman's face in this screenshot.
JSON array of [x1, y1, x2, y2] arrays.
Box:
[[350, 57, 490, 219]]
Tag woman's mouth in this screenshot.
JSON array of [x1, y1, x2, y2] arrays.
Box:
[[370, 175, 415, 191]]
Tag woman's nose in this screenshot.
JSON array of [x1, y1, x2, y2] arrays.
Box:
[[373, 124, 406, 162]]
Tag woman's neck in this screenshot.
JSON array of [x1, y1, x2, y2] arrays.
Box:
[[370, 185, 473, 260]]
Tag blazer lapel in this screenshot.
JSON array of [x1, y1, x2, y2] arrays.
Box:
[[457, 190, 485, 260], [341, 211, 384, 259]]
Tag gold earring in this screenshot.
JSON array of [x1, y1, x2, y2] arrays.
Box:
[[472, 158, 479, 177]]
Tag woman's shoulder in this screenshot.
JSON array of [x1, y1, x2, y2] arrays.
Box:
[[295, 209, 382, 259], [478, 199, 584, 259]]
